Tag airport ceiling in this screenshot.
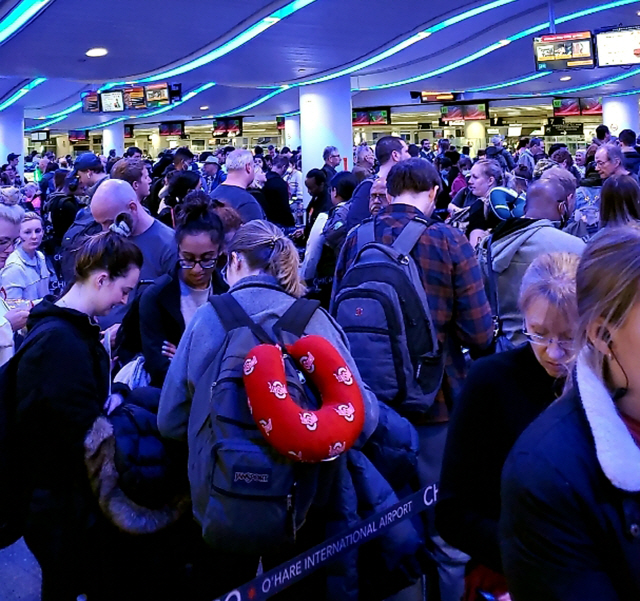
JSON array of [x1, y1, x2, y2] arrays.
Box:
[[0, 0, 638, 131]]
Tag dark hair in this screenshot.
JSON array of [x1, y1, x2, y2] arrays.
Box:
[[330, 171, 357, 201], [550, 148, 573, 167], [517, 137, 530, 150], [125, 146, 142, 157], [387, 158, 441, 197], [513, 163, 533, 181], [375, 136, 405, 165], [167, 170, 200, 205], [74, 230, 143, 282], [174, 147, 194, 162], [620, 129, 637, 147], [407, 144, 420, 158], [272, 155, 290, 171], [175, 191, 225, 247], [254, 145, 264, 156], [596, 125, 610, 141], [305, 168, 327, 187], [45, 161, 58, 174], [281, 146, 291, 154], [462, 145, 470, 155], [530, 137, 543, 148], [444, 150, 460, 165], [548, 143, 567, 157], [600, 174, 640, 227], [53, 169, 68, 190], [111, 158, 147, 186]]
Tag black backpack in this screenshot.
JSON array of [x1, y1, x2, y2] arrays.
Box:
[[331, 217, 444, 420], [0, 319, 58, 549], [60, 211, 102, 285]]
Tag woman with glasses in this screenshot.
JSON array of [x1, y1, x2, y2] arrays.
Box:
[[0, 201, 29, 366], [436, 252, 580, 601], [139, 191, 227, 387]]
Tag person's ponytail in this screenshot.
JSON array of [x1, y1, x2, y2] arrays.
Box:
[[267, 236, 306, 298]]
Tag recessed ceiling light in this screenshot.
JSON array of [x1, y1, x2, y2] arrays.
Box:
[[637, 9, 640, 15], [86, 47, 108, 57], [200, 106, 209, 110], [560, 76, 572, 81]]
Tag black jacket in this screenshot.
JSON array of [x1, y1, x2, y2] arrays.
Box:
[[622, 149, 640, 175], [139, 268, 227, 387], [500, 353, 640, 601], [436, 344, 562, 573], [262, 171, 294, 227]]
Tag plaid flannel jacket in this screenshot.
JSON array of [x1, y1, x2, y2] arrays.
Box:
[[334, 204, 493, 402]]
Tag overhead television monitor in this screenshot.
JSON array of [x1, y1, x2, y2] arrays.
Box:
[[580, 96, 603, 115], [553, 98, 581, 117], [352, 110, 370, 126], [507, 125, 522, 138], [124, 124, 134, 139], [441, 105, 464, 121], [169, 83, 182, 103], [533, 31, 595, 71], [212, 117, 243, 137], [368, 108, 390, 125], [145, 83, 170, 108], [596, 27, 640, 67], [123, 86, 146, 110], [30, 131, 49, 142], [276, 116, 285, 130], [100, 90, 124, 112], [463, 103, 488, 120], [159, 121, 184, 137], [69, 130, 89, 142], [81, 91, 100, 113], [225, 118, 242, 136]]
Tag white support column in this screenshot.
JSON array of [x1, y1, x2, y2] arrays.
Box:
[[102, 121, 125, 157], [603, 95, 640, 138], [0, 106, 25, 178], [284, 115, 301, 150], [300, 76, 352, 203]]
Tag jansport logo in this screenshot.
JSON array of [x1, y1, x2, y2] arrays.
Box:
[[234, 471, 269, 484]]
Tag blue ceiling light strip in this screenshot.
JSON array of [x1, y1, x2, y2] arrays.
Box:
[[0, 0, 53, 45], [360, 0, 640, 90], [465, 71, 551, 92], [42, 101, 83, 119], [25, 114, 66, 131], [130, 0, 317, 83], [86, 116, 127, 131], [0, 77, 46, 111], [213, 87, 290, 118], [277, 0, 517, 87]]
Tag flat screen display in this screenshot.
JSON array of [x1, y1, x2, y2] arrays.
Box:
[[159, 121, 184, 137], [534, 31, 595, 71], [352, 107, 391, 126], [553, 98, 581, 117], [100, 90, 125, 112], [368, 108, 390, 125], [123, 87, 146, 110], [124, 124, 134, 139], [507, 125, 522, 137], [169, 83, 182, 102], [212, 117, 243, 137], [146, 83, 170, 108], [81, 91, 100, 113], [596, 27, 640, 67], [463, 103, 488, 120], [441, 105, 464, 121], [352, 110, 370, 126], [276, 116, 285, 130], [580, 96, 603, 115], [69, 130, 89, 142], [30, 131, 49, 142]]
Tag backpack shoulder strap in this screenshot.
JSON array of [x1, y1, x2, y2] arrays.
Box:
[[209, 293, 274, 345], [274, 298, 321, 338], [484, 234, 500, 316], [391, 218, 429, 256], [355, 218, 376, 250]]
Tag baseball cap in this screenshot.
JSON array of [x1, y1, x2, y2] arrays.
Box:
[[7, 153, 20, 162], [72, 152, 102, 173], [490, 135, 504, 145], [204, 156, 219, 164]]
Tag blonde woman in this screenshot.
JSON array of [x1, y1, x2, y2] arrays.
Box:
[[437, 252, 580, 601], [501, 227, 640, 600], [1, 212, 50, 302]]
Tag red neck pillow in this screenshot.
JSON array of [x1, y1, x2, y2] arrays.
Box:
[[243, 335, 365, 463]]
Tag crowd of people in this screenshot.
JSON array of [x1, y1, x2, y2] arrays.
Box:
[[1, 125, 640, 601]]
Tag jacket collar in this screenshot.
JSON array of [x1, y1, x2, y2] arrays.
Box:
[[576, 351, 640, 492]]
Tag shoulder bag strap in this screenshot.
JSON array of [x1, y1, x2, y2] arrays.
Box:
[[209, 293, 274, 345], [391, 218, 428, 256], [355, 218, 376, 251], [274, 298, 321, 339], [484, 235, 502, 323]]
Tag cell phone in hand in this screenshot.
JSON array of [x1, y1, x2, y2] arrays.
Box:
[[477, 592, 498, 601]]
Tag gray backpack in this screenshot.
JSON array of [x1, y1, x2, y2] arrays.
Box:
[[187, 292, 324, 554], [331, 217, 444, 420]]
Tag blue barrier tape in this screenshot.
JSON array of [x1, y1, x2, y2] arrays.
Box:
[[213, 483, 438, 601]]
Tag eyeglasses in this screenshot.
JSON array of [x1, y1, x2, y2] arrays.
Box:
[[523, 330, 575, 353], [595, 159, 610, 167], [178, 257, 218, 270], [0, 237, 20, 251], [330, 154, 341, 159], [370, 194, 387, 201]]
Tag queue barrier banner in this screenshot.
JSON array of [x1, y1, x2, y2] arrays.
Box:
[[213, 483, 439, 601]]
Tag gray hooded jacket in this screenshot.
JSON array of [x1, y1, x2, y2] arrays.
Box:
[[488, 220, 585, 345]]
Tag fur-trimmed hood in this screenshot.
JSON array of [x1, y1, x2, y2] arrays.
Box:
[[85, 416, 189, 534], [576, 351, 640, 492]]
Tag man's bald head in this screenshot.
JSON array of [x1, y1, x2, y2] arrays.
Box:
[[91, 179, 138, 231], [525, 179, 565, 221]]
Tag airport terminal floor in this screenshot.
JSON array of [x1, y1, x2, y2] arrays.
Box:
[[3, 1, 640, 600]]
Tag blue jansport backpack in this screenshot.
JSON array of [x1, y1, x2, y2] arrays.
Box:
[[331, 217, 444, 419], [187, 293, 327, 555]]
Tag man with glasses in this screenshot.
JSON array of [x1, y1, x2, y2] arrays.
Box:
[[321, 146, 341, 183], [478, 178, 585, 347], [595, 144, 634, 181]]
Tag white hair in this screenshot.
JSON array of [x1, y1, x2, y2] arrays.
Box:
[[356, 146, 371, 161], [0, 201, 24, 225], [226, 149, 253, 172]]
